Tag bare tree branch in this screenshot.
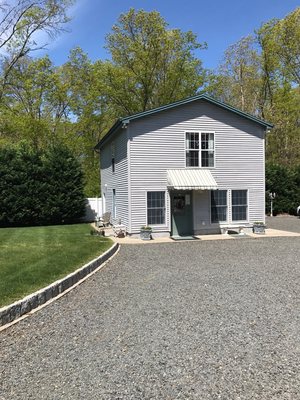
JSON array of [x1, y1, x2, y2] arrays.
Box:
[[0, 0, 73, 97]]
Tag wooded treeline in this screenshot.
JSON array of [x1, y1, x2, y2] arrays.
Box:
[[0, 4, 299, 201]]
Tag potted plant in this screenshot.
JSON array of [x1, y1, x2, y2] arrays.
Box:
[[253, 221, 266, 234], [140, 226, 152, 240]]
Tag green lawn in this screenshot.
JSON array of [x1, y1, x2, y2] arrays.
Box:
[[0, 224, 113, 307]]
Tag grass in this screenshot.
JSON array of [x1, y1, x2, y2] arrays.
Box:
[[0, 224, 113, 307]]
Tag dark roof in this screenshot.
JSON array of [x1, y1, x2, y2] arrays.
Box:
[[95, 94, 273, 149]]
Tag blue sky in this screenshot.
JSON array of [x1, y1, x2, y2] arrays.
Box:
[[43, 0, 299, 70]]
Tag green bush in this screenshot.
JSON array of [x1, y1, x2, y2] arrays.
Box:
[[266, 162, 299, 215], [0, 144, 85, 226]]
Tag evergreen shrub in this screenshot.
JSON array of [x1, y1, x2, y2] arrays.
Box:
[[0, 144, 85, 226]]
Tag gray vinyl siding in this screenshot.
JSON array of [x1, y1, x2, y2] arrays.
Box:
[[128, 99, 265, 234], [100, 129, 128, 229], [193, 191, 211, 233]]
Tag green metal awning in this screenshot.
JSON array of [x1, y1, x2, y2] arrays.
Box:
[[167, 169, 218, 190]]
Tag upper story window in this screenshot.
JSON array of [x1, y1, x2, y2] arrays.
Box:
[[186, 132, 215, 168]]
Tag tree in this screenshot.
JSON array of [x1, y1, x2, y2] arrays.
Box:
[[1, 55, 56, 147], [208, 8, 300, 168], [257, 8, 300, 86], [0, 50, 107, 196], [0, 9, 209, 196], [207, 36, 262, 115], [0, 143, 45, 225], [266, 162, 298, 215], [0, 142, 85, 226], [103, 8, 207, 115], [58, 48, 111, 196], [42, 144, 86, 224], [0, 0, 73, 95], [257, 9, 300, 166], [265, 86, 300, 166]]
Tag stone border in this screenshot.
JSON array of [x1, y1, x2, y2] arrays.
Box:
[[0, 242, 119, 329]]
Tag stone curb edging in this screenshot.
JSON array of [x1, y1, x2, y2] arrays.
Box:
[[0, 242, 119, 329]]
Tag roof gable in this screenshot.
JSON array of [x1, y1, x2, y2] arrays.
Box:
[[95, 94, 273, 149]]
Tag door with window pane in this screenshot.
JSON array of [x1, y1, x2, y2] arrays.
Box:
[[171, 191, 193, 236]]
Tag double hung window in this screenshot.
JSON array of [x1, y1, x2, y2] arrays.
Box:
[[186, 132, 199, 167], [147, 192, 166, 225], [186, 132, 214, 167], [211, 190, 227, 223], [232, 190, 248, 221]]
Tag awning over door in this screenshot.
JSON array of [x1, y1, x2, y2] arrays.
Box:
[[167, 169, 218, 190]]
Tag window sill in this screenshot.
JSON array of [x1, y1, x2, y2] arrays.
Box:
[[185, 166, 216, 170], [148, 224, 168, 228]]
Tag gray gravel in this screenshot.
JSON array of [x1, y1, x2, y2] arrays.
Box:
[[266, 215, 300, 233], [1, 236, 300, 399]]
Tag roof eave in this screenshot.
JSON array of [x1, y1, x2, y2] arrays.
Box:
[[95, 94, 273, 150], [119, 94, 273, 129], [201, 96, 274, 129], [94, 119, 123, 150]]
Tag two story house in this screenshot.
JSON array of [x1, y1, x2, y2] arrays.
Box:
[[95, 94, 272, 238]]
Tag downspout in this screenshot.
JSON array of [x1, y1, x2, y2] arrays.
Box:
[[126, 122, 132, 234], [94, 146, 101, 202]]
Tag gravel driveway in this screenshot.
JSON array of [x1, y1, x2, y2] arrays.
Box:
[[266, 215, 300, 233], [1, 235, 300, 399]]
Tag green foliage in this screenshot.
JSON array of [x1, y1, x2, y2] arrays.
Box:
[[0, 144, 45, 225], [1, 6, 299, 200], [0, 0, 74, 95], [207, 36, 262, 114], [0, 143, 85, 226], [265, 86, 300, 166], [103, 8, 207, 115], [257, 8, 300, 167], [208, 7, 300, 171], [1, 56, 56, 147], [0, 8, 210, 196], [265, 162, 299, 215], [257, 8, 300, 86], [42, 145, 86, 224]]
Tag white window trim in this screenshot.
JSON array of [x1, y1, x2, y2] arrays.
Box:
[[146, 190, 167, 227], [210, 189, 229, 225], [230, 189, 249, 223], [185, 131, 216, 169]]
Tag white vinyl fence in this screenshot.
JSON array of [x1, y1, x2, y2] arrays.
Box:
[[84, 197, 103, 222]]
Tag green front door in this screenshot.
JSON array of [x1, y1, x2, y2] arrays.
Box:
[[171, 191, 193, 236]]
